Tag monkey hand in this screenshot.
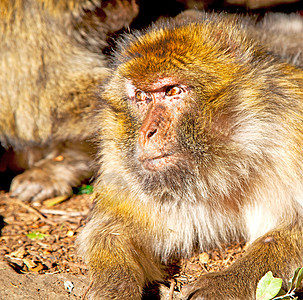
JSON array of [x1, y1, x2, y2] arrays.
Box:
[[181, 270, 248, 300], [181, 227, 303, 300], [10, 145, 93, 202], [10, 166, 73, 202]]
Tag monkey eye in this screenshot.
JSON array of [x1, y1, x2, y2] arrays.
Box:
[[165, 85, 183, 96], [135, 90, 147, 101], [135, 90, 144, 101]]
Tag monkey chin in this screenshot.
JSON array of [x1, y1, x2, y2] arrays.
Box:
[[139, 154, 177, 171]]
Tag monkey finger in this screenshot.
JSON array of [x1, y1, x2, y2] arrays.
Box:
[[180, 273, 231, 300], [181, 284, 205, 300], [29, 185, 71, 202], [10, 169, 73, 202], [181, 287, 220, 300], [181, 282, 207, 299], [10, 180, 43, 202]]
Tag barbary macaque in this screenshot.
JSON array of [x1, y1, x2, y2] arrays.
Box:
[[78, 12, 303, 299], [0, 0, 138, 201]]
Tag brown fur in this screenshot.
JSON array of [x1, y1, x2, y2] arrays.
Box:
[[176, 10, 303, 67], [0, 0, 138, 201], [78, 12, 303, 299], [253, 12, 303, 67]]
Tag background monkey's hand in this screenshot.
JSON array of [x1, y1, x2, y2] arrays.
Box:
[[10, 143, 94, 202], [10, 165, 73, 202]]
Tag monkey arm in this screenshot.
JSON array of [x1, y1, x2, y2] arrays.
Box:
[[78, 191, 163, 300], [9, 142, 94, 202], [182, 222, 303, 300]]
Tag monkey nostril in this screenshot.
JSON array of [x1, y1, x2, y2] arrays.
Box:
[[147, 129, 157, 139]]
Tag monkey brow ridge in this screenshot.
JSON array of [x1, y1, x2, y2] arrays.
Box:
[[119, 20, 243, 74]]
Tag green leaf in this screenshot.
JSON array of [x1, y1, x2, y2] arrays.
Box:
[[274, 288, 287, 298], [295, 267, 303, 289], [288, 268, 300, 290], [256, 271, 283, 300], [26, 231, 49, 240], [75, 184, 94, 195]]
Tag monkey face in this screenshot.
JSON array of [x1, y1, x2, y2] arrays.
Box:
[[125, 79, 191, 172], [102, 77, 201, 198], [101, 23, 245, 198], [122, 77, 202, 198]]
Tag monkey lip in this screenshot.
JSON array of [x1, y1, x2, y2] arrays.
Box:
[[139, 153, 176, 171]]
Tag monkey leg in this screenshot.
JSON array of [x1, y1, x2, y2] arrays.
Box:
[[10, 142, 94, 202], [182, 223, 303, 300], [86, 245, 149, 300], [78, 204, 163, 300]]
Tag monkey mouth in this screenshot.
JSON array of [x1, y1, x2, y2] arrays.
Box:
[[139, 153, 176, 171]]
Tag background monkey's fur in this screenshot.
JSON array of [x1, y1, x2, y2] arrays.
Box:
[[0, 0, 138, 201], [240, 12, 303, 67], [78, 12, 303, 299], [176, 10, 303, 67]]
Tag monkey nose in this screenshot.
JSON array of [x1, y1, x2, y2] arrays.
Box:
[[146, 128, 157, 139], [139, 125, 158, 147]]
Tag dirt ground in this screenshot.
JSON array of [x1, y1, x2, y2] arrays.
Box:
[[0, 190, 246, 299]]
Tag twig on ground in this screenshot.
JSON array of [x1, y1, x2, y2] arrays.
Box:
[[82, 280, 94, 300], [4, 196, 57, 225], [40, 209, 89, 217], [169, 280, 176, 300]]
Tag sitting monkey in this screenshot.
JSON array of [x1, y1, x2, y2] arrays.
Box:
[[78, 11, 303, 300]]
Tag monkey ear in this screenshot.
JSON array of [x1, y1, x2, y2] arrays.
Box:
[[70, 0, 139, 46]]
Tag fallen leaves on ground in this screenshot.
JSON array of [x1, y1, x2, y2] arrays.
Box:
[[0, 190, 246, 299]]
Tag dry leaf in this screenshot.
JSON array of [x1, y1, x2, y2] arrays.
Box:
[[66, 230, 74, 237], [43, 195, 70, 207], [10, 247, 26, 259], [23, 258, 36, 269], [54, 155, 64, 162], [199, 252, 209, 264], [29, 262, 44, 272]]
